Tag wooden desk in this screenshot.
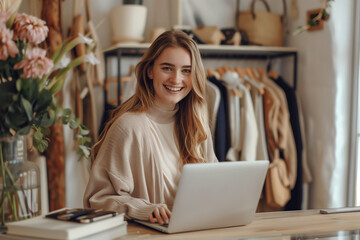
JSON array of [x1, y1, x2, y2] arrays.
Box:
[[119, 209, 360, 239]]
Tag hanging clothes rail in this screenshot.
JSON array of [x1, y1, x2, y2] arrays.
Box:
[[103, 43, 298, 107]]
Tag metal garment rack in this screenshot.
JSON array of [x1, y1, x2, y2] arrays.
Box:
[[103, 43, 298, 106]]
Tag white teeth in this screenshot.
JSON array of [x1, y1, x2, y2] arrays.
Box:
[[165, 86, 182, 91]]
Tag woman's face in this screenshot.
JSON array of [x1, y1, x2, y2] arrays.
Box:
[[148, 46, 193, 110]]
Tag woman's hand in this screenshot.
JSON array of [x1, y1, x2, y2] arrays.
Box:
[[149, 205, 171, 225]]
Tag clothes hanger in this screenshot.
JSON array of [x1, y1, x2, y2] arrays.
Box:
[[268, 69, 279, 80], [234, 67, 251, 90], [243, 68, 264, 95], [252, 68, 260, 79], [216, 67, 225, 77], [207, 68, 216, 78], [235, 67, 244, 78], [257, 68, 264, 83], [230, 87, 243, 98], [245, 67, 256, 81]]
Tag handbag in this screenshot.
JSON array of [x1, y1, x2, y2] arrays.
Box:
[[265, 149, 291, 208], [237, 0, 286, 46]]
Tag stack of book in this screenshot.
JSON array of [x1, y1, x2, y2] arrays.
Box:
[[1, 208, 127, 240]]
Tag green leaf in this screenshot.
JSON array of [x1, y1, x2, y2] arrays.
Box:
[[62, 115, 70, 125], [69, 119, 79, 129], [21, 78, 39, 103], [48, 77, 65, 94], [12, 94, 19, 101], [62, 108, 72, 116], [0, 81, 17, 109], [16, 79, 21, 92], [40, 127, 51, 136], [34, 130, 43, 141], [79, 127, 90, 135], [21, 96, 33, 121], [34, 138, 48, 153], [78, 145, 90, 158], [61, 108, 73, 124], [17, 125, 31, 135], [5, 107, 29, 129], [51, 40, 66, 61], [33, 89, 52, 113], [6, 12, 17, 29], [39, 110, 56, 127], [78, 137, 91, 145], [53, 37, 81, 65]]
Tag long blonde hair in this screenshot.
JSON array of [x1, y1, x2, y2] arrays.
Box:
[[92, 30, 208, 165]]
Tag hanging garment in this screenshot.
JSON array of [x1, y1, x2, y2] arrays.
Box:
[[253, 89, 269, 161], [272, 76, 312, 210], [262, 81, 291, 209], [208, 76, 231, 162], [222, 71, 242, 161], [237, 82, 258, 162], [263, 76, 297, 189], [222, 71, 258, 162], [206, 81, 221, 140], [244, 70, 268, 161]]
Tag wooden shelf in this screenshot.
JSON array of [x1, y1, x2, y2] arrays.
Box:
[[104, 43, 298, 59]]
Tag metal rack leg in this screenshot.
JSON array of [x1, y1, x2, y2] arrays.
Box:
[[294, 52, 298, 91], [117, 50, 122, 106]]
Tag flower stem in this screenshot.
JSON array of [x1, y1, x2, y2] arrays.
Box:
[[6, 191, 17, 221], [0, 189, 6, 226], [0, 143, 6, 226], [0, 143, 6, 189]]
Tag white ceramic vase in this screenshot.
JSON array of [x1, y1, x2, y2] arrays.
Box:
[[111, 5, 147, 43]]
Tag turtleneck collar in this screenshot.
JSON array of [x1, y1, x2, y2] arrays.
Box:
[[146, 101, 179, 124]]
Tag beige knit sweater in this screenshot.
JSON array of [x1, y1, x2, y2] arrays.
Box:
[[83, 103, 218, 220]]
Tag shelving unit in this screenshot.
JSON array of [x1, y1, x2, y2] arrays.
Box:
[[103, 43, 298, 106]]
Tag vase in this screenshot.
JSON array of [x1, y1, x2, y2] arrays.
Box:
[[110, 4, 148, 43], [0, 135, 41, 229]]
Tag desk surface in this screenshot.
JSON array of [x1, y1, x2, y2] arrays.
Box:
[[119, 209, 360, 240]]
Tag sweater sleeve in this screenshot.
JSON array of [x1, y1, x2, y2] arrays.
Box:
[[83, 117, 165, 220]]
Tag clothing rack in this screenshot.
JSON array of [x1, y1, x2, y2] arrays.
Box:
[[103, 43, 298, 106]]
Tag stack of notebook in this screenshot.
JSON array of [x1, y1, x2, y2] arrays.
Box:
[[1, 208, 127, 240]]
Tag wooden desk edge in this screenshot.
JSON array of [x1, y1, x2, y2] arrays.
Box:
[[120, 209, 360, 240]]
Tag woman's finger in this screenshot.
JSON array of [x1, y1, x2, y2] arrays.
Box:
[[149, 213, 155, 223], [153, 207, 163, 225], [159, 207, 169, 224], [164, 206, 172, 218]]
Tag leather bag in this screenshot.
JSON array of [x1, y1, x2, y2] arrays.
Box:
[[265, 149, 291, 208], [237, 0, 286, 46]]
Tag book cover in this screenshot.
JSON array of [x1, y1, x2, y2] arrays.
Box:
[[6, 211, 125, 240]]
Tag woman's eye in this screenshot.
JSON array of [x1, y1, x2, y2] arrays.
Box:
[[162, 67, 172, 71], [183, 69, 191, 73]]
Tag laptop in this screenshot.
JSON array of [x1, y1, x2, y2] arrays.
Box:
[[135, 160, 269, 233]]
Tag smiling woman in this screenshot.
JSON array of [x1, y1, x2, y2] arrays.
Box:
[[83, 30, 218, 225], [147, 46, 193, 110]]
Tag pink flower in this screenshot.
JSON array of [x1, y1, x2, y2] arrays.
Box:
[[13, 13, 48, 45], [0, 26, 19, 60], [0, 12, 11, 27], [14, 48, 54, 78]]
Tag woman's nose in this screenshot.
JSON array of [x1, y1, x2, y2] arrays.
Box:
[[170, 70, 182, 83]]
